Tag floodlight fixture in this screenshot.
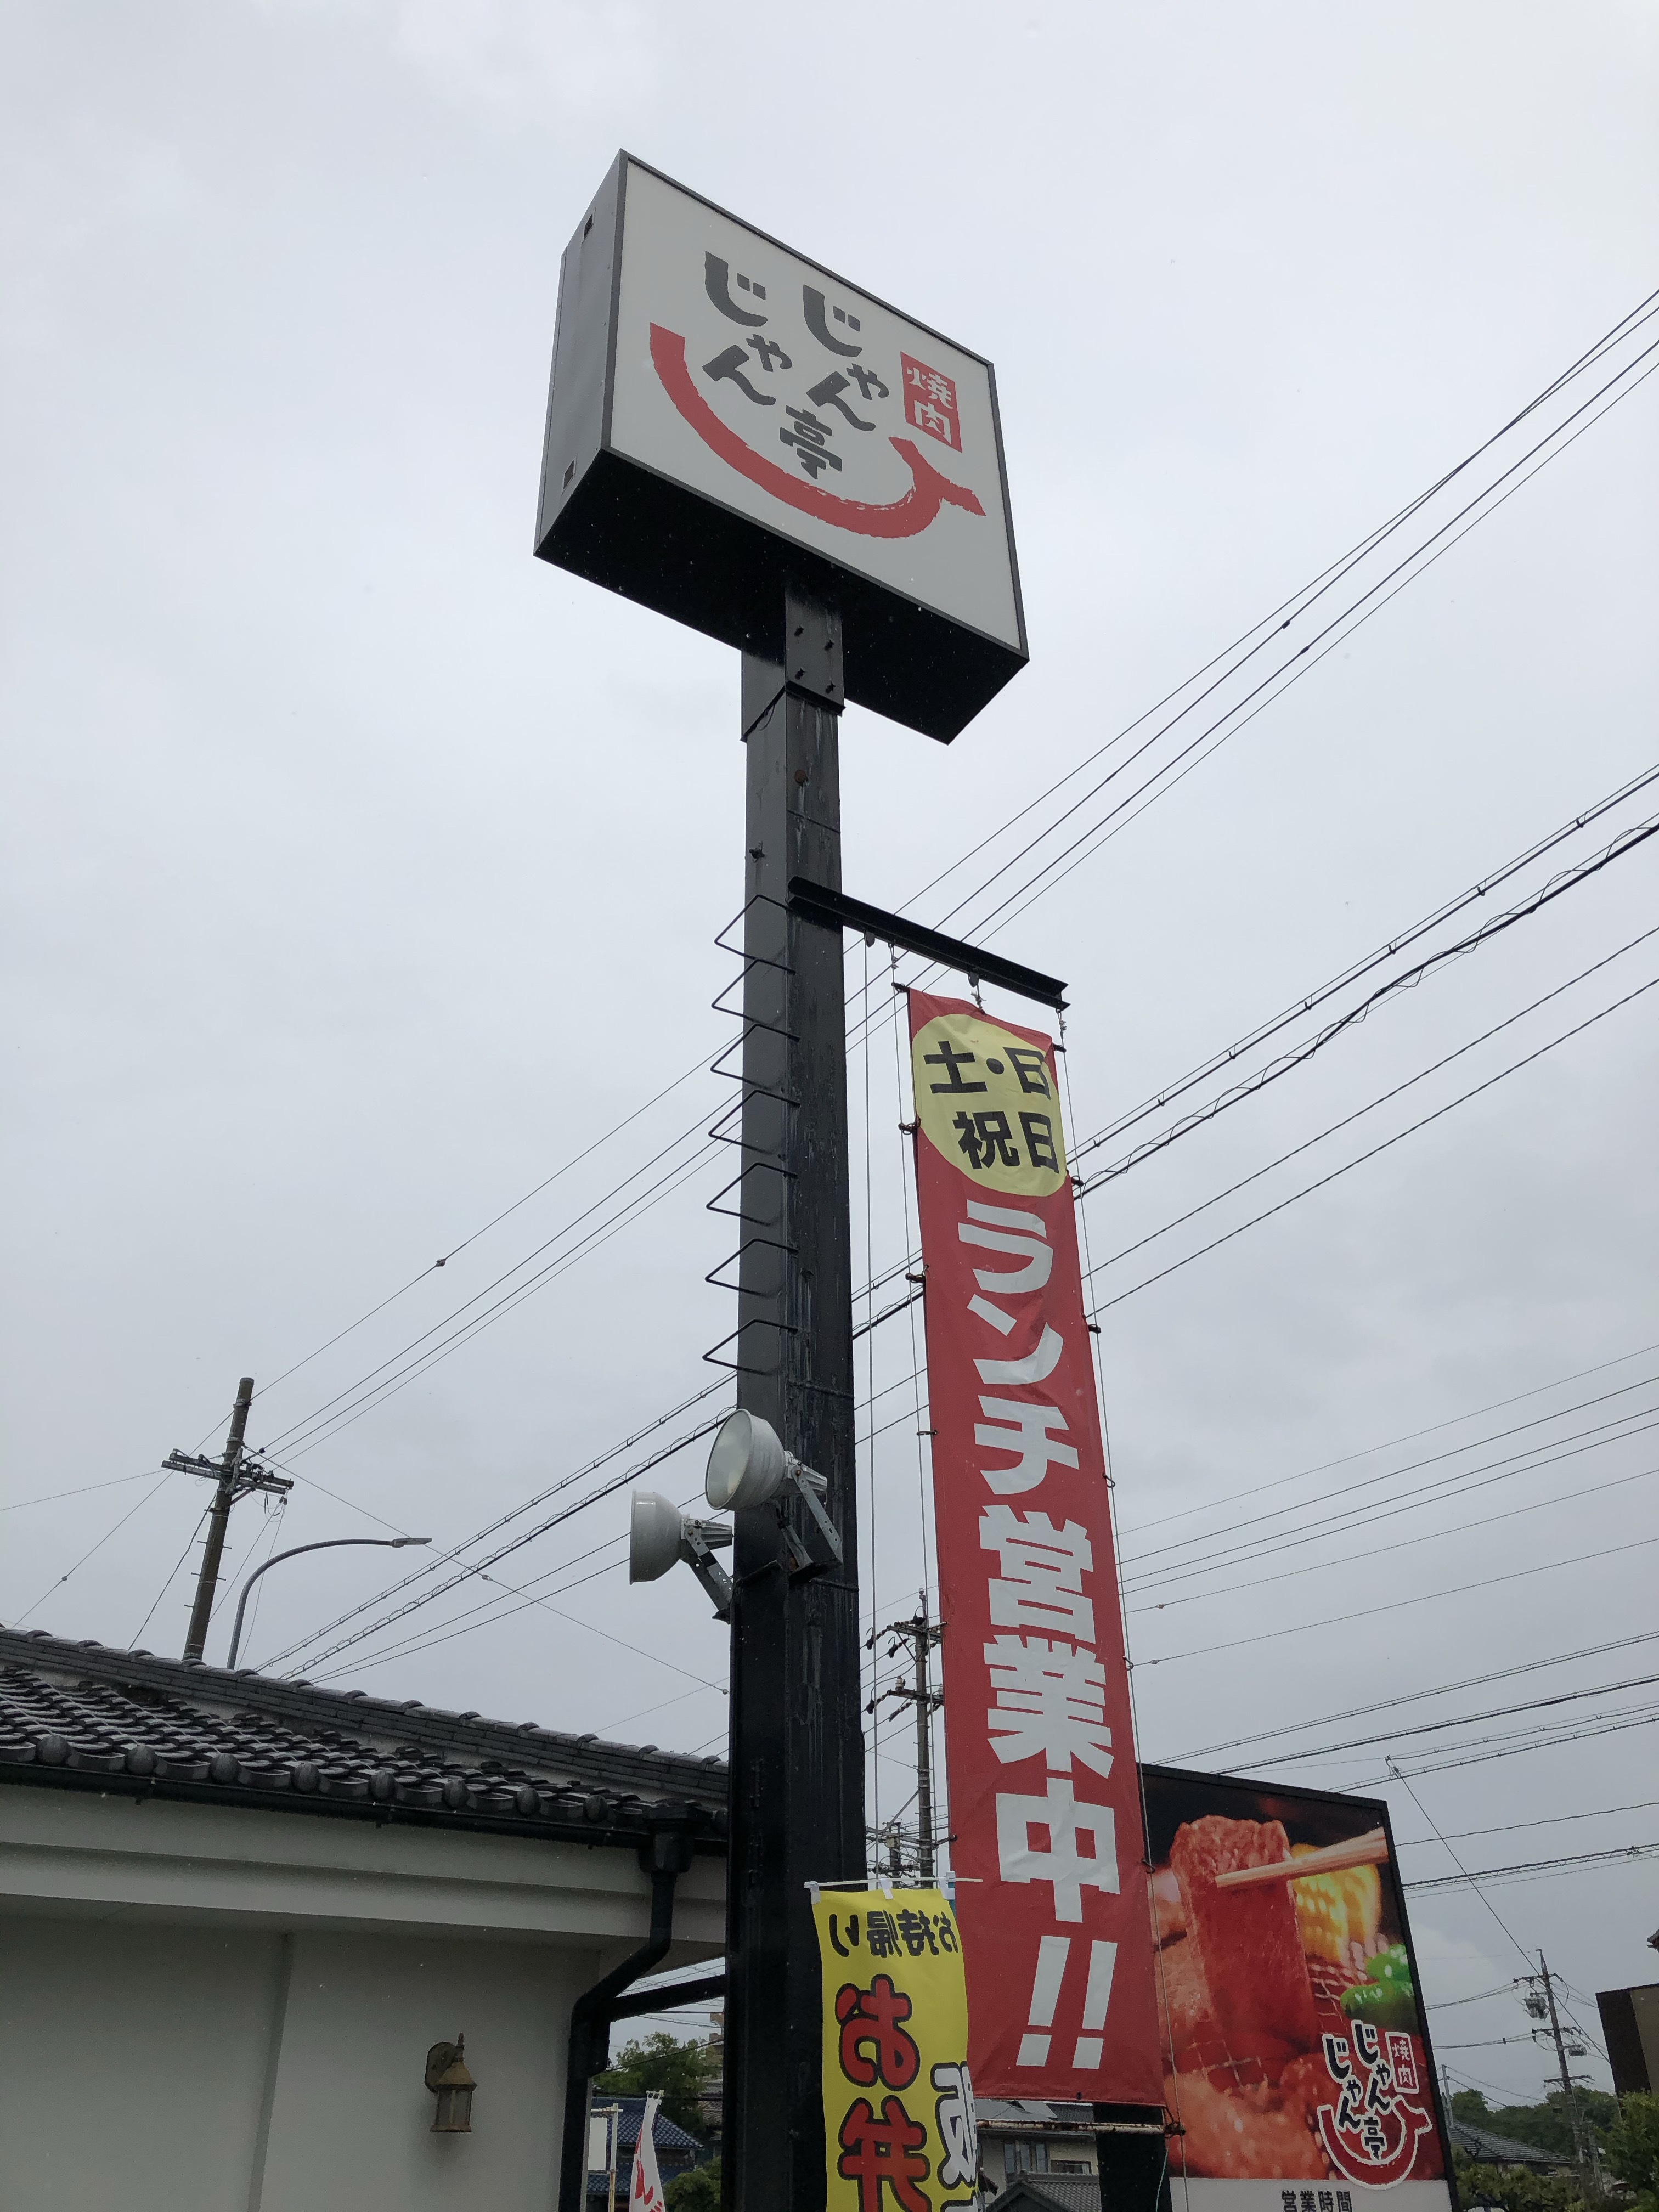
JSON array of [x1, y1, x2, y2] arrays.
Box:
[[703, 1410, 842, 1572], [704, 1409, 790, 1511], [628, 1491, 733, 1618]]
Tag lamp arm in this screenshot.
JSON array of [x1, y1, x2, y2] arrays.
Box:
[[785, 1462, 844, 1567], [225, 1535, 428, 1669], [677, 1525, 733, 1619]]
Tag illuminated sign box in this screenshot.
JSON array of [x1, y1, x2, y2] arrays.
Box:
[[534, 153, 1028, 741]]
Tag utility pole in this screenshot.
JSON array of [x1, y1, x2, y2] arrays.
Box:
[[723, 590, 865, 2212], [872, 1595, 945, 1882], [168, 1376, 291, 1662], [1527, 1953, 1594, 2176]]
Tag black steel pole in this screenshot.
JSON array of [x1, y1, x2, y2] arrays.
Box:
[[183, 1375, 254, 1662], [724, 586, 865, 2212]]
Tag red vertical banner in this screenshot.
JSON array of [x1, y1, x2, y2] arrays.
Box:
[[907, 989, 1161, 2103]]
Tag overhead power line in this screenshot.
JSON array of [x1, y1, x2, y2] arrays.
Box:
[[1121, 1359, 1659, 1575], [844, 795, 1659, 1332], [843, 325, 1659, 1035], [11, 1471, 176, 1628], [1397, 1800, 1659, 1854], [1082, 925, 1658, 1288], [1119, 1336, 1659, 1543], [2, 1468, 165, 1514], [262, 1120, 718, 1458], [1207, 1671, 1659, 1773], [939, 346, 1659, 971], [891, 284, 1659, 935], [1135, 1531, 1659, 1669], [1361, 1707, 1659, 1790], [252, 1056, 713, 1407], [255, 1376, 730, 1669], [274, 1408, 732, 1679], [1072, 760, 1659, 1173], [1088, 972, 1659, 1311], [1119, 1382, 1659, 1583], [1400, 1842, 1659, 1894], [1161, 1629, 1659, 1764], [1076, 828, 1659, 1197], [1129, 1460, 1656, 1615]]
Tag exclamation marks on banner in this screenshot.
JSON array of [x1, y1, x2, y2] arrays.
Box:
[[1017, 1935, 1070, 2066], [1073, 1939, 1118, 2068], [1015, 1937, 1119, 2069]]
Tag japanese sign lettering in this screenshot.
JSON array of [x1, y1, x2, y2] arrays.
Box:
[[612, 167, 1009, 603], [906, 991, 1161, 2103], [814, 1887, 977, 2212], [535, 155, 1026, 740], [1143, 1766, 1454, 2212]]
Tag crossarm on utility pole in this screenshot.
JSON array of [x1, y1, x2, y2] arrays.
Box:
[[183, 1376, 255, 1662]]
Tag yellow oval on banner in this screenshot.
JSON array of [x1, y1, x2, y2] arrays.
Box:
[[911, 1011, 1068, 1198]]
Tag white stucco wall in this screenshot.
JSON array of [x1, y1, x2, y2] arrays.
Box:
[[0, 1784, 725, 2212]]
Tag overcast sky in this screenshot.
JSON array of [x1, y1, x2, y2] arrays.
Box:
[[3, 0, 1656, 2098]]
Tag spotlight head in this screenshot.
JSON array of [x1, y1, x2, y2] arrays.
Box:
[[629, 1491, 686, 1583], [704, 1408, 789, 1512], [626, 1490, 735, 1618]]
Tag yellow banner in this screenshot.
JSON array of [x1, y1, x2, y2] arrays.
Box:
[[812, 1887, 978, 2212]]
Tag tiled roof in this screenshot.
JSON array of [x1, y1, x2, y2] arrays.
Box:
[[978, 2100, 1098, 2130], [982, 2174, 1101, 2212], [586, 2094, 707, 2196], [590, 2094, 705, 2152], [1447, 2119, 1572, 2171], [0, 1627, 727, 1850]]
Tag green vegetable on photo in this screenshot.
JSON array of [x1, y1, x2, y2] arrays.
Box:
[[1341, 1947, 1417, 2034]]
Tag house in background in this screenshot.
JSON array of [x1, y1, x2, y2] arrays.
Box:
[[0, 1626, 726, 2212], [979, 2174, 1103, 2212], [1446, 2117, 1575, 2174], [586, 2092, 706, 2202], [975, 2098, 1101, 2191]]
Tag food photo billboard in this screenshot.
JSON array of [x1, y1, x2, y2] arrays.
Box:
[[1142, 1766, 1455, 2212], [534, 153, 1026, 740]]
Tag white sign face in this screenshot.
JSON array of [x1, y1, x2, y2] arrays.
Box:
[[607, 162, 1022, 656]]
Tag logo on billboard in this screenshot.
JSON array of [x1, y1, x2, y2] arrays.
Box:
[[1314, 2020, 1438, 2188], [650, 323, 985, 540]]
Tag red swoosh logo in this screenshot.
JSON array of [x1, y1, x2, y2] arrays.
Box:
[[649, 324, 985, 540]]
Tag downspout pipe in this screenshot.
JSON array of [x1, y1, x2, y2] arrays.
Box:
[[558, 1826, 696, 2212]]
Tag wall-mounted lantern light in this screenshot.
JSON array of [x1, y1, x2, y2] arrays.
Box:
[[426, 2036, 477, 2134]]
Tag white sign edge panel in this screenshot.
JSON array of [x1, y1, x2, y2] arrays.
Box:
[[601, 153, 1027, 664], [1175, 2183, 1457, 2212]]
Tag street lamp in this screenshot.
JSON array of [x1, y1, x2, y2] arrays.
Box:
[[225, 1536, 431, 1669]]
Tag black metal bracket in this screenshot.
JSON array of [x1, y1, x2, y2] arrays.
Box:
[[786, 878, 1066, 1010], [557, 1827, 698, 2212]]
